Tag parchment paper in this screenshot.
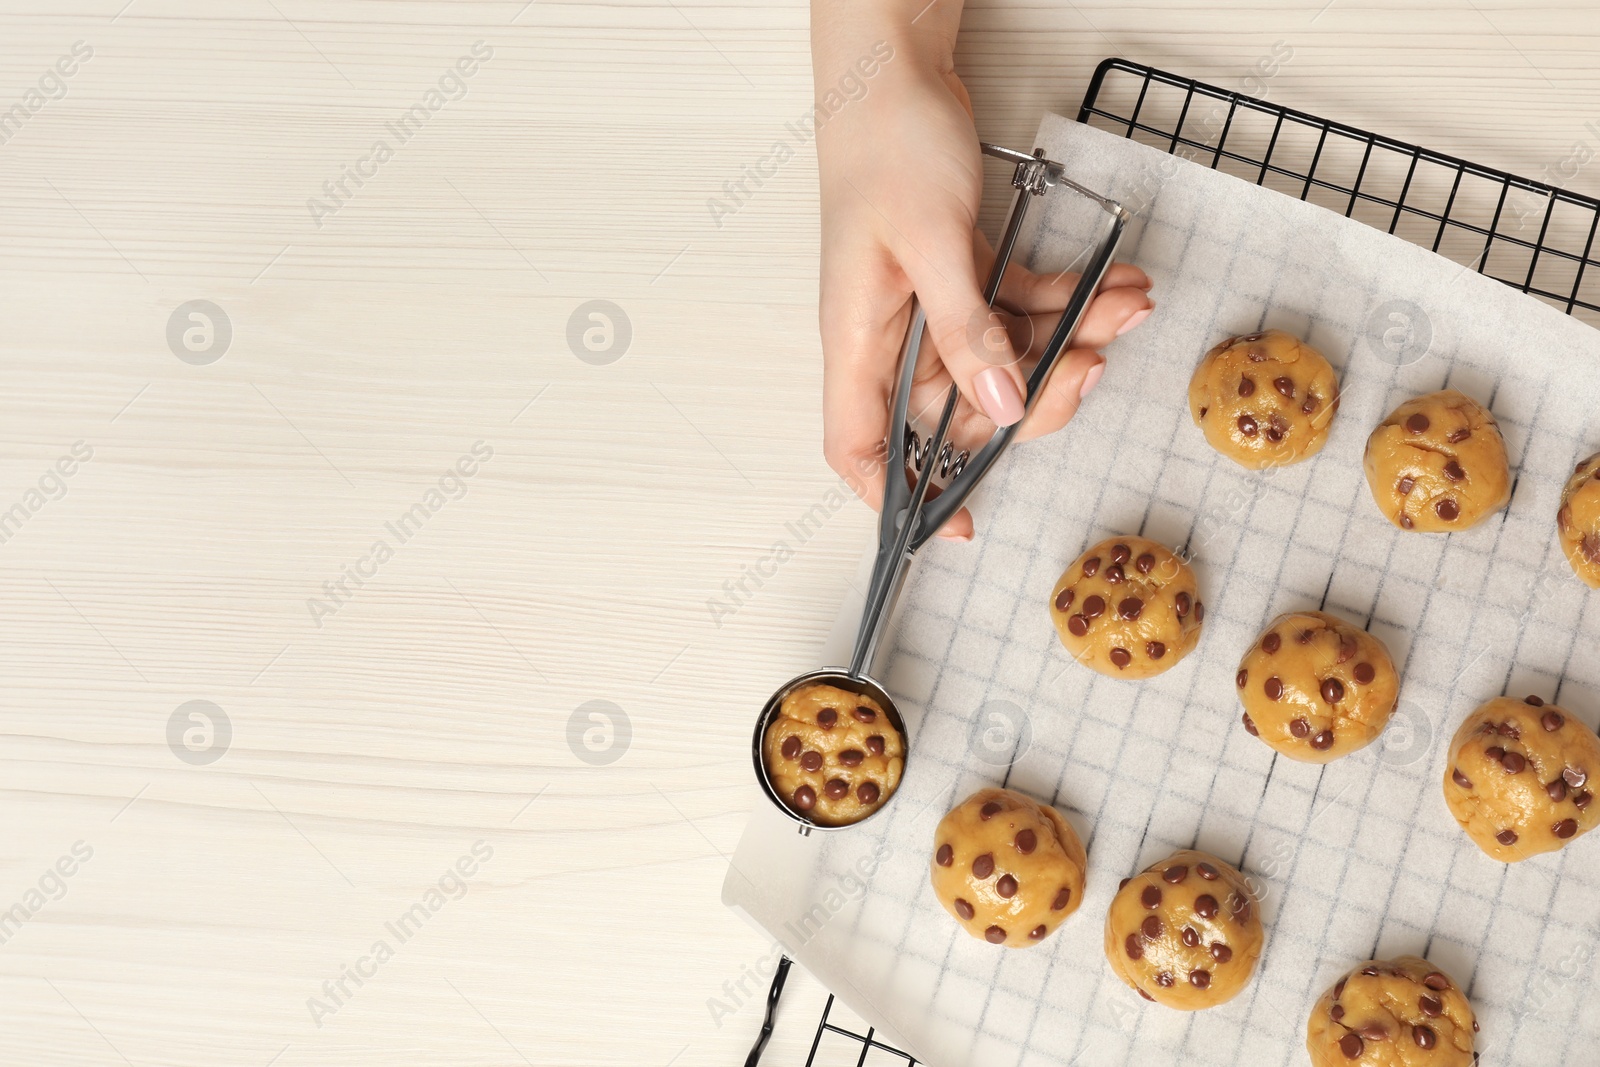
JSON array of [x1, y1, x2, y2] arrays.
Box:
[[723, 114, 1600, 1067]]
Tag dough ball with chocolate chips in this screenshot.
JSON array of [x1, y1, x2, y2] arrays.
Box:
[[1103, 849, 1264, 1010], [762, 683, 904, 827], [1363, 389, 1510, 533], [1235, 610, 1400, 763], [1442, 695, 1600, 862], [1050, 536, 1204, 680], [1187, 329, 1340, 469], [1557, 451, 1600, 587], [930, 787, 1087, 948], [1306, 956, 1477, 1067]]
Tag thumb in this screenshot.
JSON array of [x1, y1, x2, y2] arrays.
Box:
[[903, 228, 1028, 428]]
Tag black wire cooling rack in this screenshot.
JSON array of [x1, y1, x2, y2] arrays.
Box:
[[749, 56, 1600, 1067]]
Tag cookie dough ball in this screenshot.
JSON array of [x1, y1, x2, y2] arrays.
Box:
[[1557, 452, 1600, 587], [1103, 850, 1263, 1009], [930, 788, 1087, 948], [1363, 390, 1510, 533], [1188, 329, 1340, 469], [1050, 536, 1203, 679], [762, 683, 904, 827], [1235, 611, 1400, 763], [1442, 695, 1600, 861], [1307, 957, 1477, 1067]]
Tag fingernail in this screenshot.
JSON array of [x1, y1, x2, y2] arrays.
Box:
[[1079, 359, 1105, 400], [937, 529, 972, 543], [974, 367, 1025, 427], [1117, 306, 1153, 337]]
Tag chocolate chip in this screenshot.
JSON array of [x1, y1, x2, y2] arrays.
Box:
[[1436, 498, 1460, 521], [1162, 866, 1188, 884], [1068, 614, 1089, 636], [1141, 885, 1162, 909], [1083, 595, 1105, 618], [996, 874, 1018, 898], [980, 801, 1002, 820], [866, 735, 885, 755], [1543, 711, 1565, 731], [1274, 376, 1295, 398], [1054, 588, 1075, 612], [1118, 597, 1144, 620], [1548, 778, 1568, 802], [1105, 563, 1126, 585], [1503, 751, 1526, 774], [1175, 592, 1192, 618], [1231, 894, 1252, 923], [1577, 790, 1593, 809], [1338, 634, 1358, 663], [1423, 972, 1450, 991], [1242, 712, 1258, 736], [794, 785, 816, 810], [781, 736, 802, 760], [1302, 394, 1319, 415], [1197, 863, 1218, 880], [1211, 942, 1233, 963], [1082, 556, 1100, 577], [1029, 924, 1047, 940], [1400, 513, 1414, 529], [1182, 925, 1200, 947], [853, 705, 876, 723], [1485, 746, 1504, 761], [1331, 1004, 1344, 1021], [1109, 647, 1132, 669], [1419, 995, 1442, 1017], [1111, 543, 1131, 565], [1238, 377, 1256, 397], [1290, 718, 1310, 738], [1137, 988, 1154, 1001], [1052, 887, 1071, 910], [1189, 969, 1210, 989], [1321, 677, 1346, 704], [1406, 413, 1430, 433], [1449, 428, 1470, 442], [857, 781, 880, 805], [1297, 629, 1314, 644], [1142, 915, 1162, 939], [1339, 1033, 1363, 1059], [1238, 414, 1259, 437], [1147, 641, 1166, 659], [1554, 818, 1578, 839], [1119, 878, 1129, 890], [985, 925, 1006, 944], [1014, 829, 1036, 855], [1236, 669, 1249, 688], [936, 843, 953, 867], [1496, 829, 1518, 846], [1195, 894, 1218, 919], [1311, 730, 1335, 750], [1265, 677, 1284, 700], [972, 853, 994, 879], [801, 750, 823, 772], [1154, 971, 1174, 987], [1525, 694, 1544, 707], [1398, 476, 1416, 494], [1414, 1025, 1436, 1050], [1334, 977, 1347, 998], [1354, 662, 1376, 685], [817, 708, 837, 729], [1125, 933, 1143, 960], [1136, 553, 1155, 574], [825, 778, 848, 800], [1262, 632, 1281, 653], [1265, 421, 1285, 443], [1444, 460, 1465, 481], [1359, 1023, 1388, 1041], [1564, 767, 1588, 788], [839, 749, 863, 767], [1453, 768, 1473, 789], [954, 898, 974, 920]]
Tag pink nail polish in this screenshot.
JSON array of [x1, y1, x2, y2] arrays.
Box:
[[974, 367, 1025, 427], [1079, 360, 1105, 400], [1117, 307, 1153, 337]]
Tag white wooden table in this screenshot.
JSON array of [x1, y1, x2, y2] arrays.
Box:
[[1, 2, 1594, 1063]]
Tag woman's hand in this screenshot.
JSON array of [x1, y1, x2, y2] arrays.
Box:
[[812, 0, 1153, 539]]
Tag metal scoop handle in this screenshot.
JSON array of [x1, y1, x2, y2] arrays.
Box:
[[848, 144, 1129, 678]]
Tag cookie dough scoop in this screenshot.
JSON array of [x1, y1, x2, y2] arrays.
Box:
[[752, 145, 1129, 833]]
